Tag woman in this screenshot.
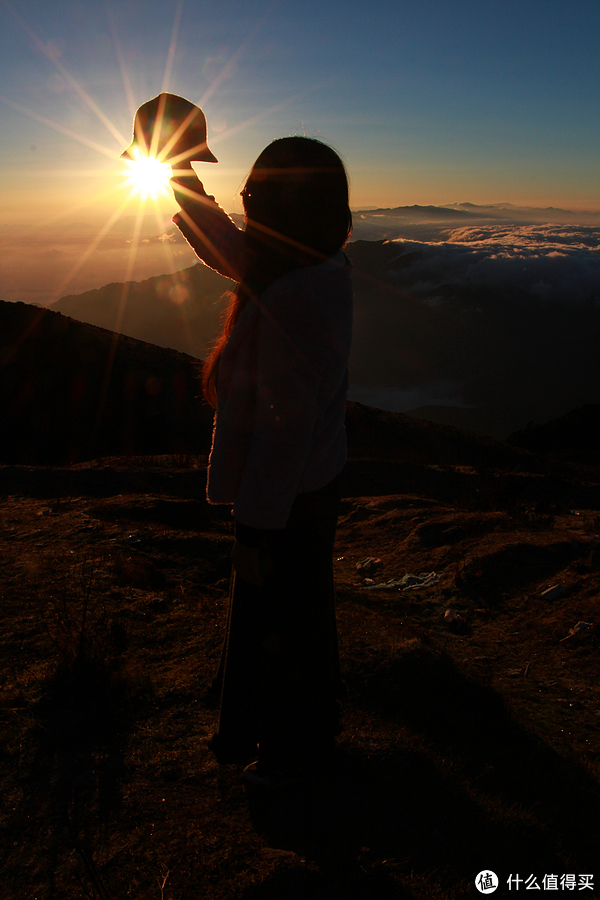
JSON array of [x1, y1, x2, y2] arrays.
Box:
[[171, 136, 353, 788]]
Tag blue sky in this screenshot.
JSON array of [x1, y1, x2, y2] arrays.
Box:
[[1, 0, 599, 227]]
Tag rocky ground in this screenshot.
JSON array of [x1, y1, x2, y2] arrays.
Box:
[[1, 458, 600, 898]]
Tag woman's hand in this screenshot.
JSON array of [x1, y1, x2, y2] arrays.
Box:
[[170, 159, 205, 205], [231, 540, 263, 587]]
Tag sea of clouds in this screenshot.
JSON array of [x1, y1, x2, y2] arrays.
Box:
[[2, 213, 599, 309], [347, 221, 600, 418], [390, 224, 600, 305]]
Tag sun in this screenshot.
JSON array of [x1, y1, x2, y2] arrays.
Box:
[[122, 149, 172, 200]]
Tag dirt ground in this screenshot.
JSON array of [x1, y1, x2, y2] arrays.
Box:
[[1, 459, 600, 899]]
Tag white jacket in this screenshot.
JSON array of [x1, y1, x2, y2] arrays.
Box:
[[172, 175, 353, 530]]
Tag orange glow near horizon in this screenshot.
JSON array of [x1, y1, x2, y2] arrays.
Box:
[[2, 0, 599, 319]]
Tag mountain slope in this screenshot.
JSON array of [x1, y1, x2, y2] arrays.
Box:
[[52, 263, 232, 358], [0, 300, 213, 465]]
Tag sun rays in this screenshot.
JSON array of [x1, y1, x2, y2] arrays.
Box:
[[2, 12, 181, 323], [0, 0, 333, 353], [0, 0, 354, 462], [2, 0, 290, 324], [121, 149, 173, 201]]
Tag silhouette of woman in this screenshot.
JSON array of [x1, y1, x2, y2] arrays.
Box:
[[171, 136, 353, 787]]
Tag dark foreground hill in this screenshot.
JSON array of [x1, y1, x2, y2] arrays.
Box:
[[0, 300, 213, 465], [509, 404, 600, 467], [2, 421, 600, 899], [3, 300, 600, 899], [1, 297, 550, 476], [5, 297, 600, 485]]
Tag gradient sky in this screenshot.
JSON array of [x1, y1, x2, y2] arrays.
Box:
[[1, 0, 600, 230]]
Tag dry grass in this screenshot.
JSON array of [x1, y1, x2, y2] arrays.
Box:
[[1, 461, 600, 898]]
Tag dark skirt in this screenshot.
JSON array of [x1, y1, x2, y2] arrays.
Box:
[[211, 475, 343, 769]]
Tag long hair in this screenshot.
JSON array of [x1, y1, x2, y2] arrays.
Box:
[[202, 137, 352, 408]]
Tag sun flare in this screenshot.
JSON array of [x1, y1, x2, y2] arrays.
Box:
[[123, 151, 172, 200]]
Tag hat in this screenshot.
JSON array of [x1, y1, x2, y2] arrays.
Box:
[[120, 93, 217, 163]]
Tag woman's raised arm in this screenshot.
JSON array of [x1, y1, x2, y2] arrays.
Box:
[[170, 164, 244, 281]]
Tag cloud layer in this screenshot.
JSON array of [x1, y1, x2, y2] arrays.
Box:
[[392, 224, 600, 305]]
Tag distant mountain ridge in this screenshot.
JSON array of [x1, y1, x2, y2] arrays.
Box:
[[356, 202, 600, 225], [357, 205, 476, 221]]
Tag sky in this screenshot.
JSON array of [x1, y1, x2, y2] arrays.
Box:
[[1, 0, 600, 229]]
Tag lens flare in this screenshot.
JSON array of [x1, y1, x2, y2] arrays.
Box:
[[123, 149, 172, 200]]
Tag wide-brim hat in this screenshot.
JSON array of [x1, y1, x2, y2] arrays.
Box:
[[120, 93, 217, 163]]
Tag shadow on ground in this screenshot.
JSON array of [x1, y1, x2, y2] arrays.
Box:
[[244, 642, 600, 898], [8, 657, 132, 897]]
